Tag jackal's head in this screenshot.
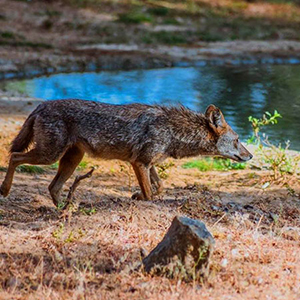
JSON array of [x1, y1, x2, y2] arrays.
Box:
[[205, 105, 253, 162]]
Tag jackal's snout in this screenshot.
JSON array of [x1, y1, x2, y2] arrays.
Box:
[[217, 135, 253, 163], [233, 142, 253, 162]]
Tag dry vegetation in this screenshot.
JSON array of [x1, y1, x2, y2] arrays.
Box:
[[1, 0, 300, 49], [0, 101, 300, 299], [2, 0, 300, 80]]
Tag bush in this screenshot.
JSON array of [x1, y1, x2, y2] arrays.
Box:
[[248, 110, 300, 179], [248, 110, 281, 145]]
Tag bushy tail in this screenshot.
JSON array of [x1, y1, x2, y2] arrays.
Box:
[[10, 114, 36, 153]]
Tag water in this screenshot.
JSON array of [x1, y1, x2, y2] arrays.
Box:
[[2, 65, 300, 150]]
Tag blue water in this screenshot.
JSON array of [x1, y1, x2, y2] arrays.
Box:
[[2, 65, 300, 149]]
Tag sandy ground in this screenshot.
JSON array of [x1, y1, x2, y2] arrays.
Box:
[[0, 97, 300, 299]]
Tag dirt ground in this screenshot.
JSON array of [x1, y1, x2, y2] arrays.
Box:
[[0, 98, 300, 300]]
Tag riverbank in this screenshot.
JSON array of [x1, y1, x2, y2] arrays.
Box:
[[2, 40, 300, 80], [2, 0, 300, 80]]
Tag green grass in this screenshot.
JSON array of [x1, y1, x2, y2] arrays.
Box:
[[77, 160, 88, 170], [80, 207, 97, 215], [198, 31, 225, 42], [0, 166, 7, 172], [183, 157, 246, 172], [147, 7, 170, 16], [50, 160, 88, 171], [0, 41, 52, 48], [1, 162, 87, 175], [49, 162, 59, 170], [162, 18, 181, 25], [142, 31, 190, 44], [118, 11, 154, 24], [0, 31, 15, 39], [44, 9, 62, 17], [16, 165, 46, 174]]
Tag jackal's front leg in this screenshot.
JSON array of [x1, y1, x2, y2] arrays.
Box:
[[131, 163, 152, 200]]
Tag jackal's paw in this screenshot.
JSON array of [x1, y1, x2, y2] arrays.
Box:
[[131, 192, 144, 200], [0, 184, 9, 197]]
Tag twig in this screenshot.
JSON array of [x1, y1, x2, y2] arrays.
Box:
[[255, 214, 264, 232], [212, 213, 227, 228], [63, 167, 95, 210]]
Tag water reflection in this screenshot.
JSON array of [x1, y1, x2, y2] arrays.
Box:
[[2, 65, 300, 149]]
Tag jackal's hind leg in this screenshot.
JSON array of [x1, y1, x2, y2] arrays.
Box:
[[48, 146, 84, 207], [0, 149, 60, 198]]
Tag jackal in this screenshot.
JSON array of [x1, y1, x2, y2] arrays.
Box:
[[0, 100, 252, 204]]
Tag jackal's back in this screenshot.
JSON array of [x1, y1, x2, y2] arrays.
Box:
[[31, 99, 172, 163]]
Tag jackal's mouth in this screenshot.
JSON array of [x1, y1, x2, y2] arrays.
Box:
[[233, 154, 249, 162]]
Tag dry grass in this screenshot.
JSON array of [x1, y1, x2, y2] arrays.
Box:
[[200, 0, 300, 21], [0, 185, 299, 299], [1, 0, 300, 51], [0, 110, 300, 299]]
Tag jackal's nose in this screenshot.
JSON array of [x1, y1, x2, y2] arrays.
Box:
[[249, 153, 253, 160]]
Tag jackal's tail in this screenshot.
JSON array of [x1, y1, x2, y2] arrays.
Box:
[[10, 105, 42, 153]]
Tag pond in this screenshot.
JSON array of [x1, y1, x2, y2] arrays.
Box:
[[1, 65, 300, 150]]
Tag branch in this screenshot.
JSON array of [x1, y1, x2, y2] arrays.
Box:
[[63, 167, 95, 210]]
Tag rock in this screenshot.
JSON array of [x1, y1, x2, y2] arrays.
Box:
[[142, 216, 215, 281]]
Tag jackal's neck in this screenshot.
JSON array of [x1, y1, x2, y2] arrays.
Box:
[[166, 110, 218, 159], [169, 132, 218, 159]]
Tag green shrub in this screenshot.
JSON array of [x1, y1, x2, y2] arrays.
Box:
[[254, 141, 300, 179], [248, 110, 281, 145], [157, 161, 175, 179], [183, 157, 246, 172], [248, 110, 300, 178]]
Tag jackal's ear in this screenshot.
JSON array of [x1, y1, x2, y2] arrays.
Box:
[[205, 104, 226, 134]]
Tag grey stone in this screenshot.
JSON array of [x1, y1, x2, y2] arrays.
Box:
[[143, 216, 215, 281]]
